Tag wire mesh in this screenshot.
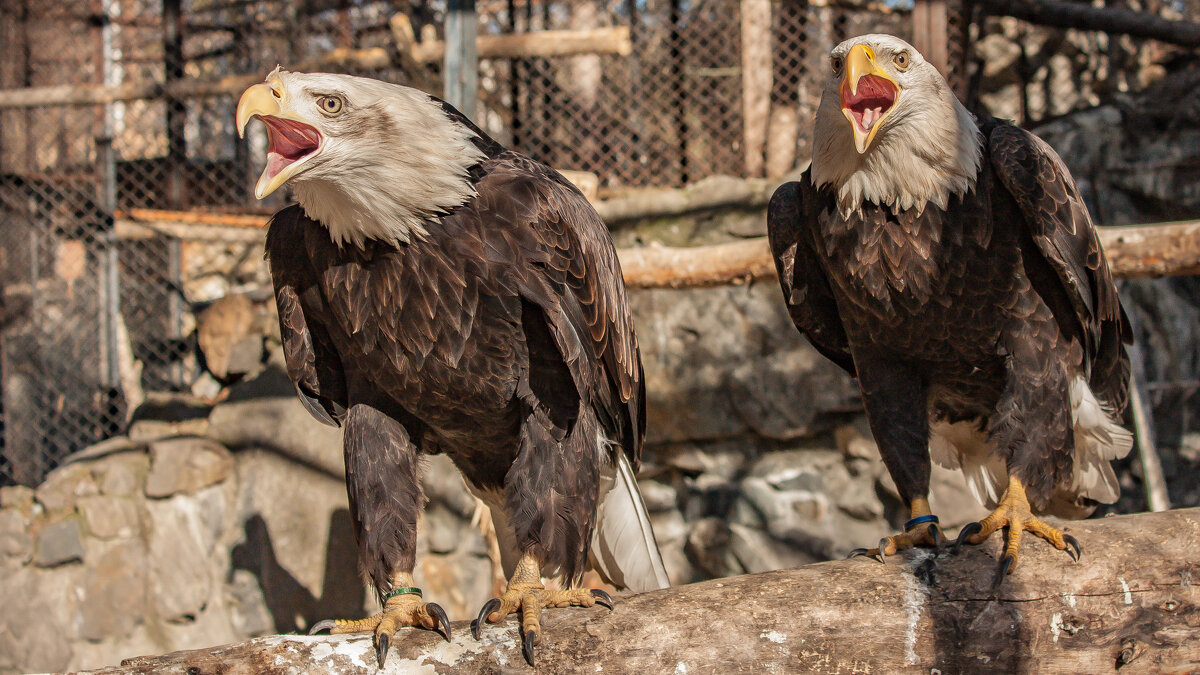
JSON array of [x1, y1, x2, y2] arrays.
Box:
[[0, 0, 1192, 485]]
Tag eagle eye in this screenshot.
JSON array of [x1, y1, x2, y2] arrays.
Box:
[[893, 52, 910, 70], [317, 95, 344, 116], [831, 55, 844, 75]]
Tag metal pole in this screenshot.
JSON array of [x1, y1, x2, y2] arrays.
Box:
[[444, 0, 478, 120]]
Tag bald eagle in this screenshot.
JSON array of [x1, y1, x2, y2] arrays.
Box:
[[767, 35, 1132, 582], [236, 69, 668, 666]]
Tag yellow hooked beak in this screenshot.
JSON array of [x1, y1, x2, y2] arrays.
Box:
[[236, 82, 323, 199], [840, 44, 900, 154]]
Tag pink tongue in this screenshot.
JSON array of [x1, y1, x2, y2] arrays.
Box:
[[265, 152, 294, 179]]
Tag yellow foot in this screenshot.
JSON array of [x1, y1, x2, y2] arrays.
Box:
[[469, 556, 613, 666], [953, 475, 1081, 589], [848, 498, 944, 562], [309, 590, 449, 668]]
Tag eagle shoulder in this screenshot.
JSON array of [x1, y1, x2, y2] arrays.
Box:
[[766, 175, 856, 375], [264, 204, 348, 426], [467, 155, 646, 465], [986, 119, 1131, 411]]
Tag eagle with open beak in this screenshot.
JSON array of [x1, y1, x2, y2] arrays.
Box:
[[769, 34, 1132, 588]]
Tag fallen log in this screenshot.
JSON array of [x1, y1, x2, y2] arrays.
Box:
[[85, 509, 1199, 674], [619, 220, 1200, 288]]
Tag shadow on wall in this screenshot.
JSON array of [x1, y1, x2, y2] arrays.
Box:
[[230, 510, 365, 634]]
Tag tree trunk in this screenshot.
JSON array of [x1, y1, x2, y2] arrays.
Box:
[[89, 509, 1200, 674]]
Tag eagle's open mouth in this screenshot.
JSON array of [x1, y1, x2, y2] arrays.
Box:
[[841, 75, 897, 135], [261, 116, 322, 181]]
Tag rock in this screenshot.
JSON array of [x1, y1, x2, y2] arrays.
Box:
[[422, 503, 464, 555], [77, 495, 141, 539], [834, 424, 877, 462], [35, 462, 99, 516], [0, 485, 35, 510], [665, 443, 747, 480], [78, 541, 148, 641], [648, 508, 689, 545], [144, 436, 234, 498], [196, 293, 257, 381], [0, 509, 33, 561], [729, 523, 818, 573], [637, 478, 678, 513], [98, 454, 146, 496], [145, 497, 216, 622], [34, 518, 86, 567], [0, 566, 76, 673], [227, 569, 274, 638], [421, 454, 479, 519], [207, 367, 344, 478], [633, 284, 859, 444], [684, 517, 737, 578], [231, 449, 365, 630]]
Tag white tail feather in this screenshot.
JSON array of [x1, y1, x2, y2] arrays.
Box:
[[930, 377, 1133, 511], [590, 451, 670, 592]]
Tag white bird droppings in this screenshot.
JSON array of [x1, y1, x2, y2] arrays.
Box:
[[1119, 577, 1132, 604]]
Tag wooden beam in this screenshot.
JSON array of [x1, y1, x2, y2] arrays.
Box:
[[112, 206, 1200, 286], [82, 509, 1200, 674], [0, 27, 633, 109], [619, 220, 1200, 288], [982, 0, 1200, 48], [741, 0, 772, 178]]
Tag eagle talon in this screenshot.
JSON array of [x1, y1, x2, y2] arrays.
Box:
[[991, 554, 1016, 594], [846, 547, 872, 559], [471, 598, 502, 640], [427, 602, 451, 641], [309, 619, 337, 635], [375, 631, 390, 668], [590, 588, 614, 609], [1063, 534, 1081, 562], [954, 521, 983, 552], [874, 537, 890, 563], [522, 628, 537, 666]]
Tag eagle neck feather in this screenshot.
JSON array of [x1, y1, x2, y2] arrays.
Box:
[[292, 92, 488, 249]]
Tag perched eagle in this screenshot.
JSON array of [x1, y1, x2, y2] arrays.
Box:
[[236, 68, 668, 666], [767, 35, 1132, 582]]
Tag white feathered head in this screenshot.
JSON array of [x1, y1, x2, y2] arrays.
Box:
[[236, 68, 485, 247], [811, 34, 982, 216]]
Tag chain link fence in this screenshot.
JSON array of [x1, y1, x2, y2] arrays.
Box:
[[0, 0, 1193, 485]]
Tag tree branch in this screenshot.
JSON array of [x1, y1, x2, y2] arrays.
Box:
[[982, 0, 1200, 48], [86, 509, 1200, 674]]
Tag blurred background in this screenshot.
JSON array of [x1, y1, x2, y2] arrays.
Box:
[[1, 0, 1199, 671]]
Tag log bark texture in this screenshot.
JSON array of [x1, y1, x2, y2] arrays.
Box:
[[86, 509, 1200, 674], [619, 220, 1200, 288]]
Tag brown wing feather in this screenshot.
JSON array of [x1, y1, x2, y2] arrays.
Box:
[[987, 120, 1131, 411], [767, 176, 856, 375], [474, 154, 645, 467], [264, 205, 348, 426]]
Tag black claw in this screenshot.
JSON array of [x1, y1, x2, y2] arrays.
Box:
[[375, 631, 391, 669], [590, 588, 614, 609], [309, 619, 336, 635], [1063, 534, 1082, 562], [990, 554, 1015, 594], [930, 525, 945, 549], [427, 602, 451, 642], [522, 629, 537, 667], [847, 547, 871, 559], [954, 521, 983, 551], [471, 598, 501, 640], [873, 538, 889, 564]]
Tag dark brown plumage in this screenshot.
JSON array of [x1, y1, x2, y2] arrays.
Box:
[[267, 145, 645, 588], [769, 113, 1131, 540]]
